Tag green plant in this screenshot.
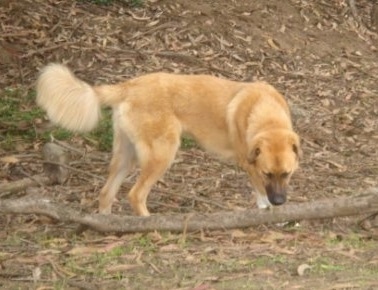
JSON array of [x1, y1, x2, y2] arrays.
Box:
[[87, 108, 113, 151], [0, 88, 77, 150], [181, 137, 197, 149], [0, 88, 43, 146]]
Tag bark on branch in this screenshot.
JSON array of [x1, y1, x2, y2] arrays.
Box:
[[0, 189, 377, 233]]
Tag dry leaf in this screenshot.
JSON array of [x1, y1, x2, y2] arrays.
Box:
[[191, 284, 216, 290], [297, 263, 311, 276], [66, 246, 102, 255], [67, 241, 124, 255], [267, 38, 280, 50], [147, 20, 160, 27], [0, 155, 19, 164], [32, 267, 42, 282], [260, 231, 287, 243], [231, 229, 247, 239], [106, 264, 141, 273], [160, 244, 180, 252]]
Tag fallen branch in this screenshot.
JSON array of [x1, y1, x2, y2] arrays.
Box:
[[0, 189, 377, 233], [0, 175, 52, 194], [21, 42, 76, 59]]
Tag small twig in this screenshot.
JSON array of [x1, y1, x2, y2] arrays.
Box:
[[1, 31, 37, 37], [49, 19, 62, 34], [156, 51, 239, 78], [119, 180, 230, 210], [348, 0, 378, 37], [18, 167, 46, 188], [50, 136, 84, 155], [66, 280, 99, 290], [42, 161, 105, 181], [358, 212, 378, 228], [51, 137, 109, 162], [180, 213, 194, 245], [16, 57, 24, 85], [21, 43, 76, 59], [125, 10, 151, 21], [158, 189, 230, 210], [348, 0, 362, 24], [46, 257, 75, 279], [0, 175, 52, 194], [344, 59, 378, 80], [129, 22, 178, 40]]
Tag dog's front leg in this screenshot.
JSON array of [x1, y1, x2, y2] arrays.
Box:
[[255, 192, 272, 209], [237, 159, 272, 209]]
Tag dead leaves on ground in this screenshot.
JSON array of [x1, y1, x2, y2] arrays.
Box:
[[1, 0, 378, 288], [2, 226, 377, 288]]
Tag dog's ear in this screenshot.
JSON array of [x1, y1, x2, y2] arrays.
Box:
[[292, 139, 302, 160], [248, 147, 261, 164]]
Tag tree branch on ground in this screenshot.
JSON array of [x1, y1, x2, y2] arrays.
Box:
[[0, 189, 377, 233], [0, 175, 52, 195]]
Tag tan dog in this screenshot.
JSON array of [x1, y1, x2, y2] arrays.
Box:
[[37, 64, 301, 216]]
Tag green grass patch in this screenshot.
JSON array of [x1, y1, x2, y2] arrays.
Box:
[[87, 108, 113, 151], [325, 231, 376, 249], [0, 87, 114, 151], [63, 245, 129, 278], [89, 117, 200, 152], [0, 88, 44, 147], [0, 87, 74, 150], [317, 261, 345, 273], [0, 87, 199, 152], [308, 256, 378, 280], [181, 136, 197, 150]]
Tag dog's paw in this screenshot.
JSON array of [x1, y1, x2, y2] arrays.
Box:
[[99, 206, 112, 215], [256, 195, 272, 209]]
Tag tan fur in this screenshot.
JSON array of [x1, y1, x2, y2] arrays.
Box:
[[36, 63, 301, 216]]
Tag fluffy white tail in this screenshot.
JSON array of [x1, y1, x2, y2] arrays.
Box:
[[36, 64, 101, 132]]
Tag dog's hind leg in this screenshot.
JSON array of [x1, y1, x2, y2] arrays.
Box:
[[127, 128, 181, 216], [99, 131, 136, 214]]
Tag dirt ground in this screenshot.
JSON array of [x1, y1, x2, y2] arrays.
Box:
[[0, 0, 378, 289]]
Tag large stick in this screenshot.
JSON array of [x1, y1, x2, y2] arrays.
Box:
[[0, 189, 377, 233]]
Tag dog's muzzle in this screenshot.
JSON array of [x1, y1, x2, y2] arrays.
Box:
[[265, 183, 287, 206]]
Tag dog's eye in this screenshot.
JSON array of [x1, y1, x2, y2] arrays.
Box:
[[263, 172, 273, 179], [281, 172, 290, 179]]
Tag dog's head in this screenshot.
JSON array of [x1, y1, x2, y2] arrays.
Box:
[[246, 129, 301, 207]]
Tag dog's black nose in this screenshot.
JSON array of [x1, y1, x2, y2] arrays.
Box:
[[269, 194, 286, 206]]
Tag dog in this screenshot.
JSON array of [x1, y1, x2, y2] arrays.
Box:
[[36, 63, 301, 216]]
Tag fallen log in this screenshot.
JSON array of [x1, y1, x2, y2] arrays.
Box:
[[0, 188, 377, 233]]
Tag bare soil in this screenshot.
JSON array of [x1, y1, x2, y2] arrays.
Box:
[[0, 0, 377, 289]]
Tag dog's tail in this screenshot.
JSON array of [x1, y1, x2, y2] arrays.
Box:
[[36, 63, 123, 132]]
